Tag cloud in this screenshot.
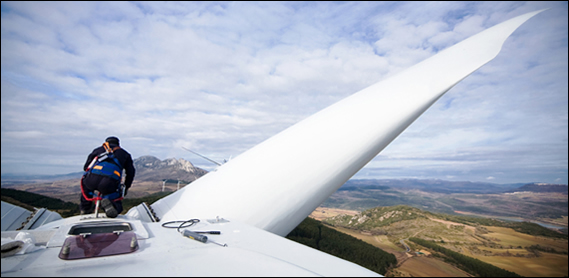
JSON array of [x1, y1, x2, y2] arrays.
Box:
[[1, 2, 567, 185]]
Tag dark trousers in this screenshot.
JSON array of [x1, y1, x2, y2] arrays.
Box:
[[80, 174, 123, 214]]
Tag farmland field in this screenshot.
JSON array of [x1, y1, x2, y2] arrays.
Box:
[[472, 252, 567, 277], [314, 205, 568, 277], [326, 225, 472, 277], [397, 256, 472, 277]]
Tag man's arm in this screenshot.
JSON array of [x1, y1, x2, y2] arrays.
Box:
[[124, 155, 135, 188], [83, 148, 100, 171]]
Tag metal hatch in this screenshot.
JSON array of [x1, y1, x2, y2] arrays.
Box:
[[59, 231, 138, 260], [68, 221, 132, 236], [59, 221, 138, 260]]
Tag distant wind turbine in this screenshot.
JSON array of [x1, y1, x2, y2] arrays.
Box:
[[182, 147, 222, 166]]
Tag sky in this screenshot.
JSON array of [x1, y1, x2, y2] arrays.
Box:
[[1, 1, 567, 185]]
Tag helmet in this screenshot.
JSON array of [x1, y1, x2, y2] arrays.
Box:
[[105, 136, 120, 146]]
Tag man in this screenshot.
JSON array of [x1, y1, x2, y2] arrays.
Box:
[[80, 136, 135, 217]]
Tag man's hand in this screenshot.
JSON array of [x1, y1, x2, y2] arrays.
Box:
[[121, 184, 128, 196]]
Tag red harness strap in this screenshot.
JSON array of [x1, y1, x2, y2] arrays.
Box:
[[80, 176, 124, 202]]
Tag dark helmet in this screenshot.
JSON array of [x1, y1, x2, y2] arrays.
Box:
[[105, 136, 120, 146]]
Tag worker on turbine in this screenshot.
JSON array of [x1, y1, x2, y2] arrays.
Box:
[[80, 136, 135, 217]]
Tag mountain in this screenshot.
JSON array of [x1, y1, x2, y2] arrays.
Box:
[[342, 179, 524, 194], [132, 155, 208, 182], [506, 183, 568, 194], [1, 156, 209, 184], [324, 179, 568, 220]]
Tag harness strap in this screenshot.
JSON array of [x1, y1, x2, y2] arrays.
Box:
[[80, 176, 100, 202], [85, 143, 123, 180], [103, 142, 121, 153], [80, 176, 124, 202]]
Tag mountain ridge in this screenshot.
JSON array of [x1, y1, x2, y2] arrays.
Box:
[[132, 155, 208, 182], [505, 183, 568, 193], [342, 179, 530, 194], [1, 155, 209, 183]]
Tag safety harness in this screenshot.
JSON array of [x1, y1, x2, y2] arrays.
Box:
[[81, 142, 124, 202], [87, 142, 123, 181]]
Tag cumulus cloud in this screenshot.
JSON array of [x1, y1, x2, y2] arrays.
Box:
[[1, 2, 567, 184]]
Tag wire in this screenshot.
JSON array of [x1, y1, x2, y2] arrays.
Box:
[[161, 219, 200, 233]]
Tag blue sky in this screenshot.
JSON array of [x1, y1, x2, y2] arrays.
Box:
[[1, 1, 567, 184]]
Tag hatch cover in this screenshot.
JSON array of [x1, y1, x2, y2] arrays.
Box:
[[58, 231, 138, 260]]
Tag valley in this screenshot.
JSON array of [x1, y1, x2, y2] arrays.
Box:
[[324, 179, 568, 231], [310, 205, 568, 277]]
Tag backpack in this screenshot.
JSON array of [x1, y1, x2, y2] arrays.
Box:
[[84, 142, 123, 181]]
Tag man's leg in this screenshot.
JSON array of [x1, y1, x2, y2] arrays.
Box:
[[98, 177, 120, 218], [81, 175, 104, 214], [80, 188, 94, 214]]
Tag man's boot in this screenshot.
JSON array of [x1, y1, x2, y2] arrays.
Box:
[[101, 198, 118, 218]]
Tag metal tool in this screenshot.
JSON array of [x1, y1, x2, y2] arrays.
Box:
[[181, 230, 227, 247]]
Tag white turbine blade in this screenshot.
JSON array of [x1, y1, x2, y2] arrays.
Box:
[[151, 10, 545, 236]]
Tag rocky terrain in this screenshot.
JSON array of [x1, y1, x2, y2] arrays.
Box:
[[132, 155, 208, 183]]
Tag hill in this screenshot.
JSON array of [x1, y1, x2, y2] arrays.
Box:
[[323, 179, 568, 220], [506, 183, 568, 193], [409, 237, 521, 277], [286, 217, 397, 275], [321, 205, 568, 277], [324, 205, 433, 231], [1, 188, 79, 217], [342, 179, 524, 194], [325, 205, 567, 240]]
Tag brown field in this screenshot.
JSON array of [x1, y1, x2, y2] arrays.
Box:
[[330, 226, 404, 253], [309, 206, 359, 221], [428, 218, 477, 234], [325, 224, 471, 277], [485, 226, 568, 251], [472, 252, 568, 277], [443, 225, 568, 277], [396, 256, 472, 277]]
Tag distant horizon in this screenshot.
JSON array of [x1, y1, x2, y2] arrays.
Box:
[[1, 168, 565, 186]]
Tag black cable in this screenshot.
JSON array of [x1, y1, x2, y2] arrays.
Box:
[[161, 219, 221, 235], [161, 219, 200, 233]]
